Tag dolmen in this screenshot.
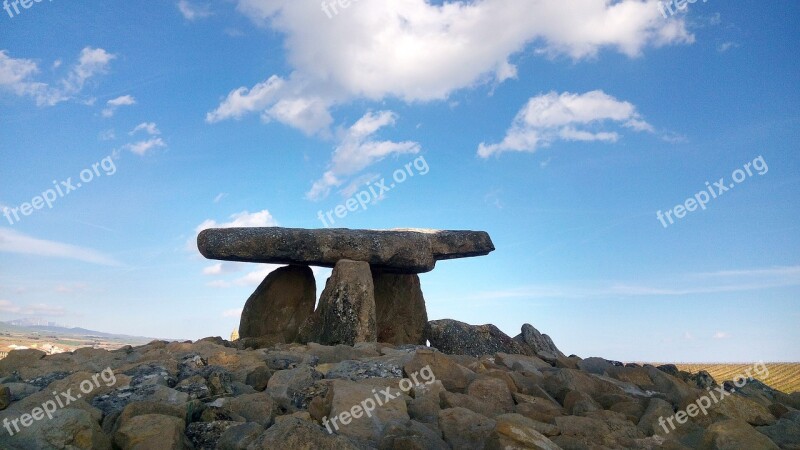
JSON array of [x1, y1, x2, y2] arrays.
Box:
[[197, 227, 494, 346]]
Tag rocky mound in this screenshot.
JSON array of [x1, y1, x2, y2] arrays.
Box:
[[1, 322, 798, 449]]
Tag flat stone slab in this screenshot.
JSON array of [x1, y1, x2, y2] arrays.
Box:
[[197, 227, 494, 273]]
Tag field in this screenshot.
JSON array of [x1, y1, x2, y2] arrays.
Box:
[[673, 363, 800, 394]]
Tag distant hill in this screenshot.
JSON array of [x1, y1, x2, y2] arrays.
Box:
[[0, 320, 158, 345]]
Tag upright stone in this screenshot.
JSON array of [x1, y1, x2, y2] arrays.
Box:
[[239, 265, 316, 342], [299, 260, 376, 345], [372, 270, 427, 345]]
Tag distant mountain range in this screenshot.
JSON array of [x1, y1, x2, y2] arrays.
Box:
[[0, 320, 159, 344]]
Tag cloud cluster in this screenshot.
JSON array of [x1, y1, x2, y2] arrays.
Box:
[[102, 95, 136, 117], [207, 0, 691, 135], [0, 228, 121, 266], [0, 47, 115, 106], [307, 111, 420, 200], [477, 90, 653, 158]]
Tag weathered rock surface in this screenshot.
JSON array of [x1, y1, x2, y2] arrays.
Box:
[[0, 323, 796, 450], [238, 264, 316, 342], [372, 270, 428, 345], [514, 323, 565, 363], [426, 319, 532, 357], [198, 227, 495, 273], [299, 259, 377, 346]]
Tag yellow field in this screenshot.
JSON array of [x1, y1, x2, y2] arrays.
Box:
[[672, 363, 800, 394]]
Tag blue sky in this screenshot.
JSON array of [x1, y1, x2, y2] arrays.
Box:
[[1, 1, 798, 362]]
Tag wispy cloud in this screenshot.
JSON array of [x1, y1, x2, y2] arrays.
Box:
[[178, 0, 212, 21], [477, 90, 653, 158], [0, 300, 67, 317], [102, 95, 136, 117], [0, 228, 122, 266], [469, 266, 800, 301], [0, 47, 115, 106]]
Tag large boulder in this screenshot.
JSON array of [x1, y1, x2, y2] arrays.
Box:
[[299, 260, 377, 345], [239, 265, 316, 342], [514, 324, 564, 363], [198, 227, 495, 274], [701, 419, 780, 449], [425, 319, 532, 357], [372, 271, 427, 345]]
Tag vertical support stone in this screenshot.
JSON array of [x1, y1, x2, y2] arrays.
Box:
[[299, 260, 376, 345], [239, 265, 316, 342], [372, 270, 428, 345]]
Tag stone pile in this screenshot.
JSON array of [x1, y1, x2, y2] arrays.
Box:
[[197, 227, 495, 346], [1, 322, 798, 449]]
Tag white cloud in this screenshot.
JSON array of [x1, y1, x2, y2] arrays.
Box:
[[0, 300, 67, 316], [712, 331, 731, 340], [213, 193, 228, 203], [102, 94, 136, 117], [477, 90, 653, 158], [195, 210, 278, 234], [208, 0, 692, 134], [0, 228, 121, 266], [207, 264, 283, 288], [307, 111, 420, 200], [124, 137, 166, 156], [130, 122, 161, 136], [222, 308, 243, 318], [178, 0, 212, 21], [0, 47, 115, 106], [202, 262, 242, 276]]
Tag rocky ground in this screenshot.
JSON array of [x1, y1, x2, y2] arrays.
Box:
[[0, 321, 798, 449]]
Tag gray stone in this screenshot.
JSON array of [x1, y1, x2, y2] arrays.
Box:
[[514, 324, 564, 363], [299, 260, 377, 346], [238, 265, 316, 342], [197, 227, 495, 273], [426, 319, 532, 357], [373, 271, 428, 345]]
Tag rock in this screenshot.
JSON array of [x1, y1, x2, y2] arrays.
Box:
[[638, 397, 675, 436], [2, 382, 38, 402], [553, 415, 614, 447], [113, 401, 186, 434], [0, 386, 9, 410], [216, 422, 265, 450], [1, 409, 111, 449], [701, 418, 780, 449], [695, 392, 777, 427], [577, 357, 614, 375], [249, 417, 359, 449], [426, 319, 532, 357], [563, 389, 602, 415], [439, 407, 496, 450], [186, 421, 239, 449], [323, 359, 404, 380], [113, 414, 189, 449], [495, 353, 550, 374], [466, 377, 515, 416], [379, 419, 450, 450], [372, 271, 428, 345], [299, 260, 377, 345], [514, 324, 564, 362], [487, 413, 562, 449], [404, 349, 476, 392], [325, 379, 410, 443], [245, 366, 273, 391], [267, 366, 321, 411], [756, 415, 800, 449], [197, 227, 495, 274], [225, 391, 275, 425], [239, 265, 316, 342], [408, 380, 445, 426], [0, 349, 46, 376]]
